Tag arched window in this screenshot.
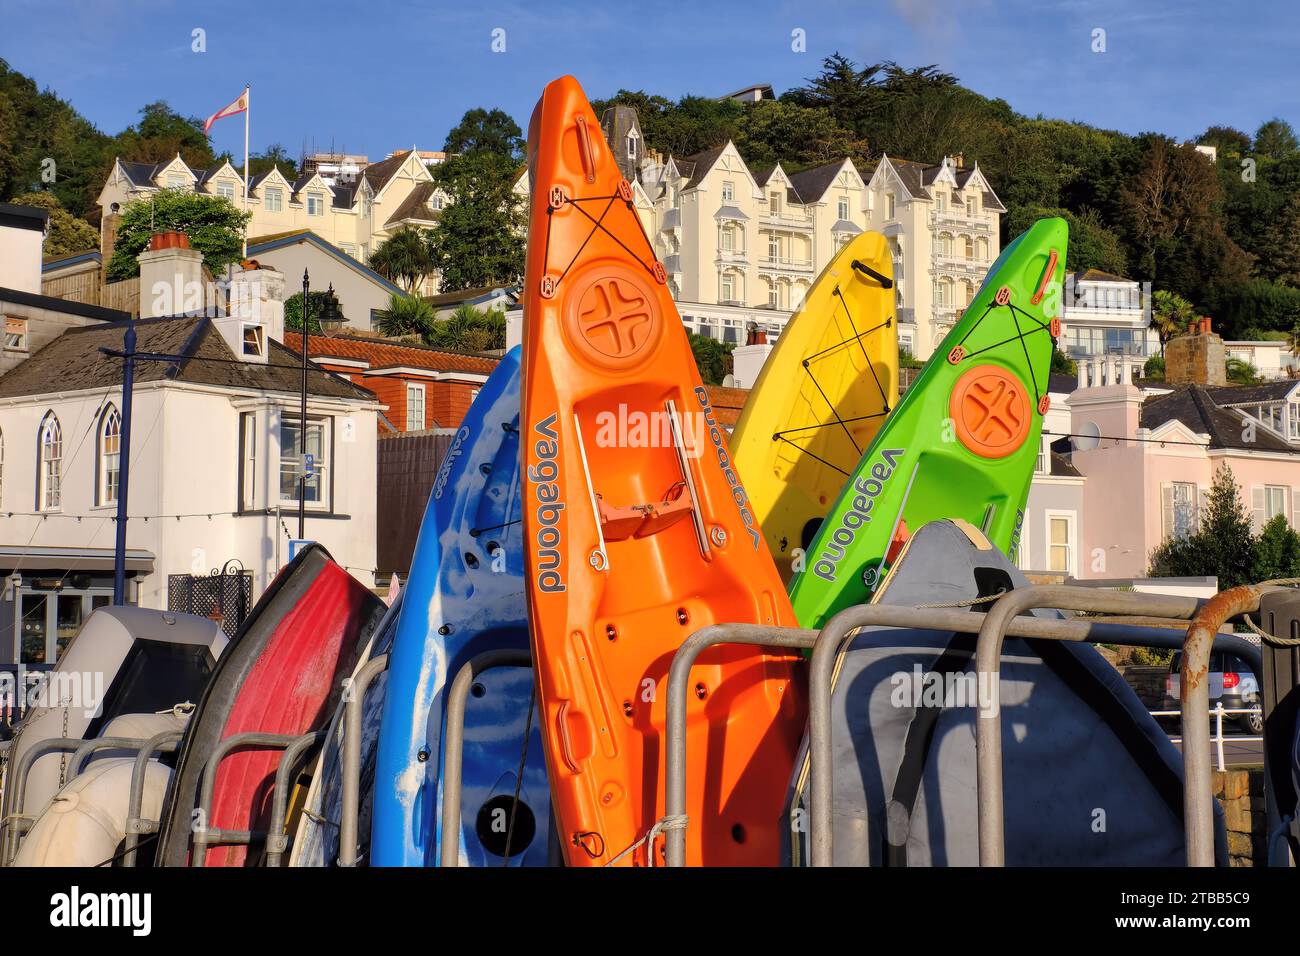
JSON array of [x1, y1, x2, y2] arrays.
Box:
[[98, 405, 122, 507], [38, 412, 62, 511]]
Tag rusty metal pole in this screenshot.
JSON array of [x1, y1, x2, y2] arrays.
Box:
[[1181, 585, 1264, 867]]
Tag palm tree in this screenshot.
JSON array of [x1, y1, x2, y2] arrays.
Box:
[[368, 226, 434, 293], [376, 292, 434, 339], [1149, 289, 1197, 355], [427, 307, 475, 351]]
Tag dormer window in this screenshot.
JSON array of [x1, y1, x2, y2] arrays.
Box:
[[4, 317, 27, 352], [307, 192, 325, 216], [166, 174, 188, 189], [217, 181, 236, 200], [242, 324, 265, 358], [770, 191, 782, 214], [265, 187, 283, 212], [936, 192, 947, 213], [967, 194, 980, 216]]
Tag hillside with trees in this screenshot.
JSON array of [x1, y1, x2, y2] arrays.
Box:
[[5, 53, 1300, 338]]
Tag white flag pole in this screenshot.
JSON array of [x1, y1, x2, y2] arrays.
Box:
[[242, 84, 250, 257]]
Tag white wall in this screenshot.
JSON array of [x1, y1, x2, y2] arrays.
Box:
[[0, 381, 378, 624], [240, 241, 393, 333], [0, 216, 44, 294]]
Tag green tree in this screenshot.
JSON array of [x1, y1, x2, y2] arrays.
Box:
[[113, 101, 215, 171], [783, 53, 885, 130], [1251, 514, 1300, 582], [1149, 464, 1254, 589], [105, 190, 250, 280], [425, 304, 506, 351], [245, 143, 298, 181], [1149, 289, 1197, 353], [443, 107, 525, 161], [1226, 356, 1262, 384], [1049, 348, 1077, 376], [1143, 355, 1165, 380], [1254, 118, 1300, 162], [368, 226, 434, 292], [376, 292, 435, 339], [425, 151, 525, 291], [284, 289, 342, 334], [10, 190, 97, 256], [689, 334, 733, 385], [732, 99, 868, 170]]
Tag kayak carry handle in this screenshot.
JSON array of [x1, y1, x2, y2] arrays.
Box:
[[851, 260, 893, 289]]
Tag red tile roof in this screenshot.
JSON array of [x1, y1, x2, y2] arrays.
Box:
[[705, 384, 749, 427], [282, 332, 499, 375]]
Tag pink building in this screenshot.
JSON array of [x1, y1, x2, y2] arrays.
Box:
[[1069, 351, 1300, 580]]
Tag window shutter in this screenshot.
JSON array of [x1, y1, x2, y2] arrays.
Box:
[[1161, 484, 1173, 539], [1251, 486, 1266, 533], [1197, 486, 1208, 534], [1293, 488, 1300, 529]]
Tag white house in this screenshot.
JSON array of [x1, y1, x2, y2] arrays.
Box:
[[0, 244, 381, 666]]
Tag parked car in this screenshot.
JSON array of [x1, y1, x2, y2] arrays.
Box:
[[1162, 650, 1262, 734]]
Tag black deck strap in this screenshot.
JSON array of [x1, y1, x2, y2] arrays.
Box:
[[960, 321, 1051, 364], [561, 196, 657, 281], [469, 518, 522, 538], [883, 633, 977, 866], [954, 302, 997, 348], [802, 360, 861, 457], [555, 195, 619, 284], [832, 288, 892, 413], [804, 320, 891, 366], [1028, 637, 1198, 857], [1006, 305, 1042, 403], [773, 435, 850, 477], [851, 259, 894, 289], [773, 411, 888, 440]]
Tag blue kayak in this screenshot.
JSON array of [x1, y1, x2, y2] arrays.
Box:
[[371, 347, 550, 866]]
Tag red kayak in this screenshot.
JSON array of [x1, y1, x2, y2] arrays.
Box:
[[155, 545, 384, 866]]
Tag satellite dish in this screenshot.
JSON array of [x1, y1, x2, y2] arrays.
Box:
[[1073, 420, 1101, 452]]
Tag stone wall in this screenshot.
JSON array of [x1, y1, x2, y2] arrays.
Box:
[[1117, 664, 1167, 709], [1214, 768, 1266, 866], [1166, 327, 1227, 386]]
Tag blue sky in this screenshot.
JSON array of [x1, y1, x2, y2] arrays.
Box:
[[0, 0, 1288, 163]]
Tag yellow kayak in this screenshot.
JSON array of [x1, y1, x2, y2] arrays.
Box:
[[731, 231, 899, 581]]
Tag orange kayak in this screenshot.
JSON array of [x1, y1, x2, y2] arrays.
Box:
[[521, 75, 806, 866]]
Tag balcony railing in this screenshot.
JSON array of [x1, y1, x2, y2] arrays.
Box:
[[760, 210, 814, 228], [929, 209, 994, 232], [932, 254, 990, 275], [715, 249, 749, 265], [757, 255, 814, 273]]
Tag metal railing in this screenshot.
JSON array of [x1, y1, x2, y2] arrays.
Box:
[[1152, 704, 1264, 772], [0, 733, 183, 866], [189, 730, 323, 867], [661, 584, 1274, 868], [439, 649, 533, 867]]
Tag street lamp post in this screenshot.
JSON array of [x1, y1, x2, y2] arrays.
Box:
[[298, 270, 310, 540], [296, 275, 345, 544], [112, 321, 136, 605]]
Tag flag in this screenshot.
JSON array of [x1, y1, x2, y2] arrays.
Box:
[[203, 88, 249, 135]]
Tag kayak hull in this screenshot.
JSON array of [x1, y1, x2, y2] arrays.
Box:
[[731, 230, 899, 580], [789, 217, 1067, 629], [522, 75, 805, 867]]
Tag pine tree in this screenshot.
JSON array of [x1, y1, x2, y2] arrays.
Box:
[[1149, 464, 1255, 589]]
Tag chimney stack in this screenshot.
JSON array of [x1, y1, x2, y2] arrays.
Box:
[[138, 232, 205, 318], [1165, 316, 1227, 386]]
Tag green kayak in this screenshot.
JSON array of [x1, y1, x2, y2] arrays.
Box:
[[788, 217, 1067, 629]]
